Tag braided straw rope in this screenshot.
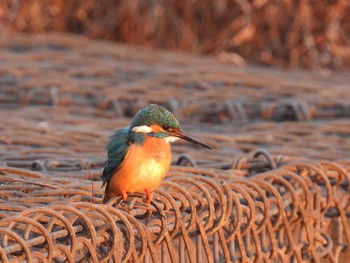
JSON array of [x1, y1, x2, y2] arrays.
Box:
[[0, 34, 350, 262]]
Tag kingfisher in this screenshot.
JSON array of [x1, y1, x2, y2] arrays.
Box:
[[102, 104, 212, 204]]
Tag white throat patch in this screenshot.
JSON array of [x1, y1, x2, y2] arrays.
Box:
[[131, 125, 152, 133], [164, 136, 179, 143], [131, 125, 179, 143]]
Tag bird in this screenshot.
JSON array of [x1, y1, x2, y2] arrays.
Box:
[[102, 103, 212, 204]]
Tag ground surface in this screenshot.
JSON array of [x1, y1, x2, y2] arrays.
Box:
[[1, 33, 350, 169]]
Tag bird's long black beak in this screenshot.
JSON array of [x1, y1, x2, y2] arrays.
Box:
[[169, 129, 213, 149]]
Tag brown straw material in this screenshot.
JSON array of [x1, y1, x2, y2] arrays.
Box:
[[0, 34, 350, 261], [1, 1, 350, 68]]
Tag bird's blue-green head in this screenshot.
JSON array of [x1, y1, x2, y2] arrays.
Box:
[[131, 104, 180, 131], [130, 104, 212, 149]]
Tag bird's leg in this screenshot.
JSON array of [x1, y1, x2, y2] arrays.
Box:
[[144, 189, 152, 204], [121, 191, 128, 201], [115, 191, 128, 207]]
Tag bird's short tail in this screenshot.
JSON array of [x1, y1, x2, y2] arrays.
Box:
[[102, 181, 110, 203]]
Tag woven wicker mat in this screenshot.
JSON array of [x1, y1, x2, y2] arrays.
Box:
[[0, 33, 350, 262]]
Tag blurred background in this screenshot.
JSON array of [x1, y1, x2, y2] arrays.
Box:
[[1, 0, 350, 164], [0, 0, 349, 69]]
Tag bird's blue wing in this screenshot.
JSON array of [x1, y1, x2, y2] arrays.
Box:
[[102, 128, 130, 186]]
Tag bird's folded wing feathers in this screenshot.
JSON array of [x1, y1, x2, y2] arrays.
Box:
[[102, 128, 130, 185]]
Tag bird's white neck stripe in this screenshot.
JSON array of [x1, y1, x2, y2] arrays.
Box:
[[131, 126, 179, 143], [164, 136, 179, 143], [131, 125, 153, 133]]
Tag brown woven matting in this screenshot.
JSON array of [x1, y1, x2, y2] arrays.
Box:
[[0, 34, 350, 262]]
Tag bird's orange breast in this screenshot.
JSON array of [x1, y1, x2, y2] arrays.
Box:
[[106, 136, 171, 196]]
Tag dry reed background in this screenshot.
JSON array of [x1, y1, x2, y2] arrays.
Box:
[[0, 0, 350, 68]]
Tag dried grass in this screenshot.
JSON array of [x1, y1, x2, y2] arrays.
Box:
[[0, 0, 349, 68]]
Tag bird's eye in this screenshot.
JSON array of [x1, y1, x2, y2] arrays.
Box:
[[163, 124, 169, 130]]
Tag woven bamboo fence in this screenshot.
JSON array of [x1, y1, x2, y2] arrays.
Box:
[[0, 34, 350, 262]]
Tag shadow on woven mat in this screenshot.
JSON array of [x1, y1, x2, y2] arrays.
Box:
[[0, 34, 350, 262]]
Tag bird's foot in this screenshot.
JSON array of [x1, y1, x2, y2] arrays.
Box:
[[121, 191, 128, 201], [115, 191, 128, 207], [144, 189, 152, 205]]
